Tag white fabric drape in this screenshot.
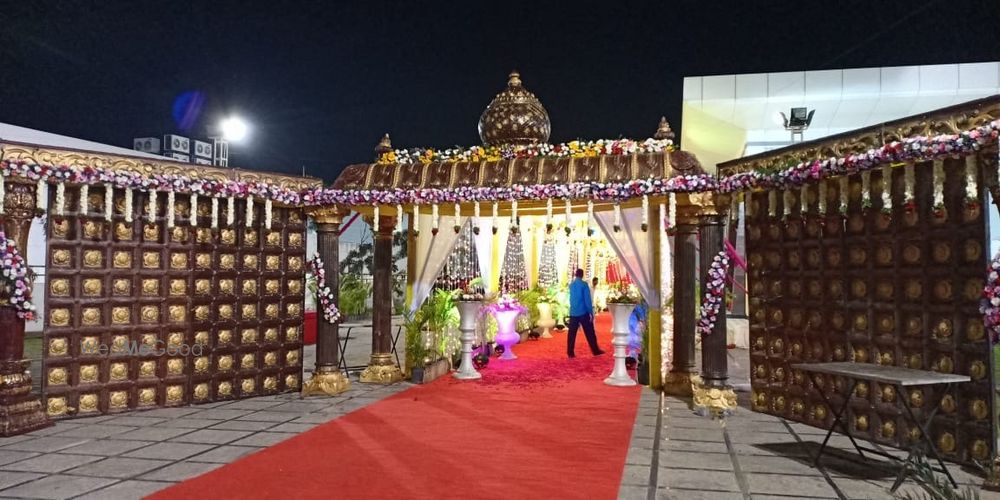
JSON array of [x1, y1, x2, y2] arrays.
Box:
[[594, 206, 659, 306], [409, 215, 464, 312], [473, 216, 510, 292]]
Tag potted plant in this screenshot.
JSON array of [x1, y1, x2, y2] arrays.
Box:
[[403, 310, 429, 382], [338, 273, 371, 321], [412, 289, 460, 383]]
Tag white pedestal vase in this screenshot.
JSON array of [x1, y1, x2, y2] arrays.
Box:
[[453, 301, 483, 380], [605, 302, 637, 386], [493, 309, 521, 360], [536, 302, 555, 339]]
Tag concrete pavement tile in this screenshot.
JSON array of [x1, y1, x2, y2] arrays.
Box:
[[208, 420, 277, 431], [170, 429, 253, 445], [214, 399, 284, 410], [0, 474, 116, 500], [156, 418, 225, 429], [659, 468, 740, 492], [661, 439, 729, 454], [1, 436, 93, 453], [290, 414, 340, 425], [630, 424, 657, 439], [75, 480, 173, 500], [0, 471, 46, 490], [53, 424, 138, 439], [67, 456, 171, 479], [737, 454, 825, 475], [746, 473, 839, 497], [663, 427, 722, 442], [187, 445, 261, 464], [659, 451, 733, 471], [98, 416, 168, 427], [618, 485, 648, 500], [0, 435, 36, 446], [114, 427, 194, 441], [620, 464, 650, 487], [193, 409, 252, 420], [229, 432, 296, 447], [657, 489, 743, 500], [265, 422, 315, 434], [235, 411, 297, 423], [133, 407, 202, 419], [0, 453, 101, 473], [0, 449, 40, 466], [625, 445, 653, 465], [140, 460, 223, 481], [123, 442, 214, 461], [27, 423, 83, 437], [58, 439, 154, 456]]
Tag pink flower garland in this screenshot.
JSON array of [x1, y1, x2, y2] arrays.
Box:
[[980, 251, 1000, 343], [308, 255, 341, 324], [697, 250, 729, 336], [0, 232, 36, 320]]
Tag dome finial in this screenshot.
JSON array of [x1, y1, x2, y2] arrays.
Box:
[[375, 133, 392, 157], [508, 70, 521, 87], [654, 117, 675, 140]]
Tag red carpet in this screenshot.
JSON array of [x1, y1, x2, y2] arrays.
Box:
[[149, 313, 641, 500]]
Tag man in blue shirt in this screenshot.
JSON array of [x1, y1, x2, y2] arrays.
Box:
[[567, 269, 604, 358]]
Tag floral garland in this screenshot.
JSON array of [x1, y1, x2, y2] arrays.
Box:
[[308, 255, 342, 324], [980, 251, 1000, 343], [718, 119, 1000, 193], [376, 138, 674, 165], [0, 232, 36, 320], [484, 294, 527, 315], [607, 283, 641, 304], [697, 250, 730, 336]]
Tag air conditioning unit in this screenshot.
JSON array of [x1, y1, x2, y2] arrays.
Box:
[[194, 157, 213, 165], [165, 152, 190, 163], [193, 140, 213, 159], [133, 137, 161, 154], [162, 134, 190, 153]]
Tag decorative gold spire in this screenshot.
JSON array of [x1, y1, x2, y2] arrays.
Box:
[[375, 133, 392, 155], [478, 71, 551, 147], [654, 117, 675, 141]]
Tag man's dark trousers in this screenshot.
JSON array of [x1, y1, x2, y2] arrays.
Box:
[[567, 314, 600, 356]]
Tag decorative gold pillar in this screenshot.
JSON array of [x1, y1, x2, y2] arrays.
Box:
[[302, 206, 351, 396], [647, 198, 663, 389], [360, 215, 404, 384], [692, 194, 738, 416], [0, 180, 51, 434], [664, 194, 700, 396]]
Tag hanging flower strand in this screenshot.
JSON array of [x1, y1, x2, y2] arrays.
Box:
[[166, 190, 176, 228], [697, 250, 730, 336], [412, 205, 420, 236], [103, 184, 113, 222], [932, 159, 945, 217], [454, 202, 462, 233], [190, 192, 199, 227], [668, 192, 676, 231], [396, 204, 403, 234], [880, 165, 893, 215], [431, 203, 439, 236], [124, 188, 133, 223], [0, 231, 36, 320], [782, 189, 793, 220], [245, 196, 254, 228], [613, 202, 622, 232], [210, 196, 219, 229], [641, 195, 649, 232], [545, 198, 553, 233], [35, 178, 46, 214], [80, 184, 89, 216], [0, 175, 5, 214], [564, 198, 572, 236], [903, 162, 915, 214], [965, 155, 980, 208], [861, 171, 872, 212], [473, 201, 481, 235], [799, 184, 808, 218], [510, 199, 518, 232], [587, 199, 595, 236], [491, 202, 498, 235], [838, 177, 849, 217], [817, 180, 827, 217], [768, 190, 777, 218], [980, 250, 1000, 343], [227, 196, 235, 226], [146, 189, 156, 223], [309, 255, 342, 324], [54, 182, 65, 216]]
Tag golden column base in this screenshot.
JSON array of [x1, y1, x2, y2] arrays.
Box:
[[692, 382, 738, 418], [663, 372, 700, 396], [983, 457, 1000, 491], [359, 354, 404, 384], [301, 369, 351, 397]]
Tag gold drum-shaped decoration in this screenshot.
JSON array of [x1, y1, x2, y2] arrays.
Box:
[[218, 381, 233, 396], [265, 328, 278, 342], [243, 254, 258, 270], [167, 359, 184, 376], [849, 247, 866, 265], [112, 250, 131, 268], [139, 388, 156, 405], [170, 279, 187, 296], [197, 228, 212, 243], [52, 249, 71, 267], [881, 385, 895, 402], [881, 421, 896, 439], [932, 242, 952, 263], [772, 395, 786, 413], [218, 355, 233, 371], [806, 280, 821, 298], [140, 361, 156, 378], [853, 313, 868, 331], [221, 229, 236, 244], [286, 327, 299, 341], [109, 391, 128, 409], [47, 397, 67, 416], [772, 367, 785, 383], [196, 253, 211, 269], [141, 334, 157, 348], [80, 364, 98, 383], [833, 345, 846, 361], [194, 356, 209, 373], [933, 319, 952, 339], [265, 255, 281, 271], [140, 305, 159, 324], [264, 376, 278, 391], [220, 279, 235, 295], [286, 350, 300, 366], [854, 414, 869, 432], [934, 355, 954, 373], [770, 338, 784, 356], [902, 244, 921, 264], [972, 440, 990, 462], [219, 330, 233, 344], [938, 433, 956, 454], [166, 385, 183, 403], [47, 367, 68, 386], [142, 251, 160, 268], [241, 304, 257, 320], [754, 363, 767, 380], [831, 312, 846, 330], [813, 405, 828, 421], [50, 278, 70, 297], [964, 240, 982, 263], [878, 351, 894, 366], [220, 254, 235, 270], [910, 389, 924, 408], [241, 329, 257, 344], [168, 305, 186, 323], [287, 303, 302, 317], [790, 341, 802, 357], [288, 256, 303, 271], [791, 400, 805, 416], [933, 280, 953, 301], [265, 304, 279, 319], [242, 280, 257, 295], [848, 214, 864, 232], [81, 307, 100, 326], [289, 233, 302, 247], [905, 317, 922, 337], [970, 399, 989, 421], [245, 230, 258, 246], [827, 247, 842, 267], [855, 382, 869, 398], [970, 360, 987, 381], [829, 280, 844, 298], [242, 378, 255, 394], [904, 280, 922, 301], [48, 338, 68, 356], [81, 336, 100, 353], [194, 331, 209, 345], [241, 353, 255, 369], [142, 279, 159, 296], [168, 332, 183, 348], [851, 279, 867, 299], [966, 278, 985, 301], [787, 251, 801, 269], [79, 394, 98, 412], [219, 304, 234, 320], [876, 282, 893, 300], [195, 279, 210, 295], [940, 394, 956, 414], [854, 347, 869, 363], [52, 219, 70, 238], [264, 352, 278, 367], [194, 383, 210, 400], [876, 245, 892, 266], [194, 305, 209, 322], [877, 314, 893, 333], [288, 280, 302, 295], [285, 374, 299, 389], [82, 278, 101, 297], [171, 226, 188, 242], [170, 252, 188, 269], [83, 250, 102, 268], [265, 279, 280, 295], [266, 231, 281, 246], [109, 362, 127, 380], [143, 224, 160, 240]]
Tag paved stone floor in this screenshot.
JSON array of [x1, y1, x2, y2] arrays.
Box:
[[620, 390, 1000, 500]]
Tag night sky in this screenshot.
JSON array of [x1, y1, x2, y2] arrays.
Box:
[[1, 1, 997, 182]]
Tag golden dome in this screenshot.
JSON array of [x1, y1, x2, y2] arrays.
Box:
[[478, 71, 551, 147]]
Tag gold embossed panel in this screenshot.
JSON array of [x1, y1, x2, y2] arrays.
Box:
[[746, 150, 995, 465], [43, 187, 305, 417]]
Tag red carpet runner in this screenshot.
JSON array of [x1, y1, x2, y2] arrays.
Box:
[[149, 313, 642, 500]]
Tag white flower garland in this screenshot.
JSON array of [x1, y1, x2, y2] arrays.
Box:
[[965, 155, 979, 204], [35, 178, 46, 212], [454, 202, 462, 233], [124, 188, 133, 222], [245, 196, 254, 228], [413, 205, 420, 236], [396, 204, 403, 234], [264, 198, 272, 230], [613, 202, 622, 232], [80, 184, 89, 216], [190, 193, 199, 227], [103, 184, 113, 222], [146, 189, 155, 223], [210, 196, 219, 229], [903, 162, 915, 210], [373, 204, 380, 230], [55, 182, 65, 216], [491, 202, 498, 235], [587, 199, 595, 235], [839, 177, 849, 215], [861, 171, 872, 210], [510, 199, 518, 231], [668, 192, 676, 229], [564, 198, 572, 235], [817, 180, 827, 216], [431, 203, 439, 235], [799, 184, 809, 217], [309, 255, 342, 324], [730, 193, 739, 223], [473, 201, 481, 235], [0, 175, 5, 214], [782, 189, 793, 219], [932, 159, 945, 214], [227, 196, 235, 226], [545, 198, 553, 232], [768, 190, 777, 217], [880, 165, 893, 213], [641, 194, 649, 231], [166, 190, 176, 228]]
